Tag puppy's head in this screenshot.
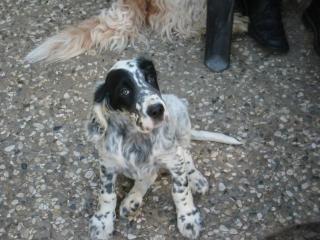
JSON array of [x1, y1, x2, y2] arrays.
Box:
[[94, 57, 168, 133]]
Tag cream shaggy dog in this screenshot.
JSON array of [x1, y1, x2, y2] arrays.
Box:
[[25, 0, 247, 63]]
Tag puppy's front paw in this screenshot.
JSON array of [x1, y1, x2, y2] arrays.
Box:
[[189, 170, 209, 195], [177, 209, 203, 239], [89, 211, 115, 240], [119, 193, 143, 218]]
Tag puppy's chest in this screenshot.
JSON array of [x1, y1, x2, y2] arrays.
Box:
[[105, 128, 176, 177]]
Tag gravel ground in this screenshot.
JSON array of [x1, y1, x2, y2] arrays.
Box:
[[1, 0, 319, 239]]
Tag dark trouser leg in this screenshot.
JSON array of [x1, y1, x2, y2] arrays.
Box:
[[246, 0, 289, 52], [302, 0, 320, 56], [205, 0, 235, 72]]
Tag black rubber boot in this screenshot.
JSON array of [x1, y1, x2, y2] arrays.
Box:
[[302, 0, 320, 57], [245, 0, 289, 52], [205, 0, 235, 72]]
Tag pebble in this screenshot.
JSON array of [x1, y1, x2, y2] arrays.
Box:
[[219, 225, 229, 232], [4, 145, 15, 152], [127, 234, 137, 239], [218, 183, 226, 192]]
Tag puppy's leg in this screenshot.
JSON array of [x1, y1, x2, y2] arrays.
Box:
[[164, 147, 203, 239], [120, 172, 157, 218], [89, 165, 117, 240], [183, 149, 209, 195]]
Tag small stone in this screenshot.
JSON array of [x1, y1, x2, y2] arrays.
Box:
[[257, 213, 263, 220], [236, 200, 242, 208], [230, 228, 238, 234], [218, 183, 226, 192], [21, 163, 28, 170], [286, 190, 293, 197], [85, 170, 94, 179], [33, 123, 44, 130], [17, 193, 25, 198], [4, 145, 15, 152], [127, 234, 137, 239], [63, 93, 70, 99], [286, 169, 294, 176], [301, 182, 310, 190], [219, 225, 229, 232]]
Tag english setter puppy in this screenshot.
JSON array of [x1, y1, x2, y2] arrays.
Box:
[[86, 57, 241, 239], [25, 0, 247, 63]]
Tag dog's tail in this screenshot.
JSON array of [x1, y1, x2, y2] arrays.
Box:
[[191, 130, 242, 145], [25, 1, 146, 63]]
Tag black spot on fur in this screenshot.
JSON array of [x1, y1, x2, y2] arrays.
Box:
[[122, 207, 128, 217], [89, 225, 97, 232], [133, 202, 140, 210], [124, 137, 153, 164], [186, 223, 194, 229], [106, 173, 113, 181], [94, 214, 103, 221], [187, 209, 198, 216], [179, 215, 186, 222], [105, 183, 113, 194], [185, 222, 197, 236], [101, 165, 107, 175], [136, 57, 160, 91]]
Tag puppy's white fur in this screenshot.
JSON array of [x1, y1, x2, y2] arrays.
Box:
[[86, 59, 241, 239]]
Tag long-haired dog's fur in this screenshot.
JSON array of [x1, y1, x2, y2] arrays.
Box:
[[86, 57, 241, 239], [25, 0, 248, 63]]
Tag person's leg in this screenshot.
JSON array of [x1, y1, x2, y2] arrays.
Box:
[[205, 0, 235, 72], [245, 0, 289, 52], [302, 0, 320, 56]]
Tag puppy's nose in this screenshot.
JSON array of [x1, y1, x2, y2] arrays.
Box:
[[147, 103, 164, 119]]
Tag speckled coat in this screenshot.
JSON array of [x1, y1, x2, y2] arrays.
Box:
[[87, 94, 209, 240]]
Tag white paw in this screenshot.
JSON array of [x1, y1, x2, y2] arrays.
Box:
[[188, 170, 209, 195], [89, 211, 115, 240], [119, 193, 143, 218], [177, 209, 203, 239]]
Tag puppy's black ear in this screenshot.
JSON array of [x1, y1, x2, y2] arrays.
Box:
[[136, 57, 159, 90], [94, 82, 108, 103]]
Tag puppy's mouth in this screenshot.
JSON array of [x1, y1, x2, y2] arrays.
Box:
[[136, 113, 169, 134]]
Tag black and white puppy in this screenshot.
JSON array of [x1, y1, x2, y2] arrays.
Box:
[[86, 57, 241, 240]]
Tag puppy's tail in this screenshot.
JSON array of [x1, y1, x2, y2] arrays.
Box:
[[25, 1, 146, 63], [191, 130, 242, 145]]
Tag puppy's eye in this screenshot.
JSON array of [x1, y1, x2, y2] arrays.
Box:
[[120, 88, 130, 96]]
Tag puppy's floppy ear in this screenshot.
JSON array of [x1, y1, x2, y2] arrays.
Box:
[[94, 80, 109, 103], [136, 57, 159, 90], [86, 81, 109, 142]]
